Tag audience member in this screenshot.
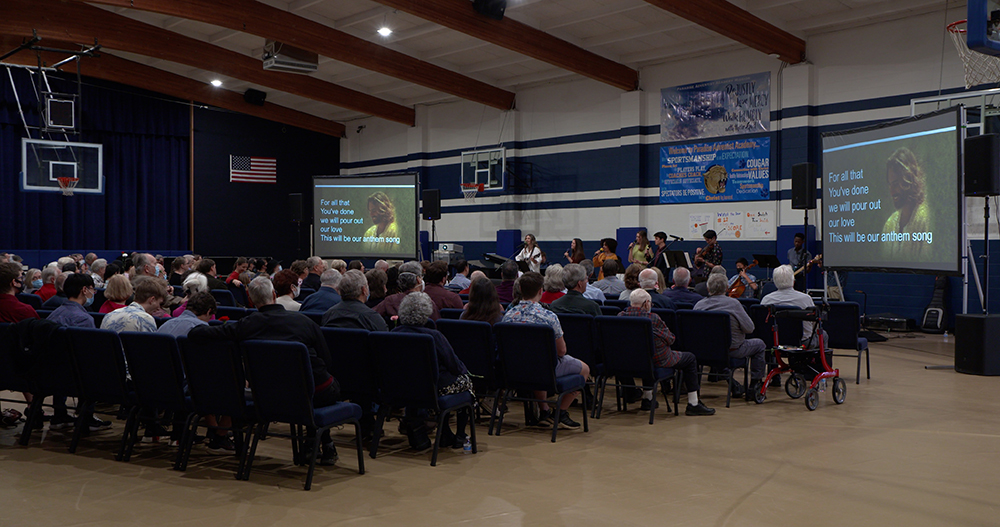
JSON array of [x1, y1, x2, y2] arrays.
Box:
[[540, 264, 566, 304], [663, 267, 704, 305], [36, 266, 59, 302], [694, 265, 726, 297], [363, 269, 387, 308], [593, 260, 626, 296], [168, 257, 188, 286], [196, 258, 229, 291], [496, 260, 518, 303], [348, 260, 365, 272], [330, 259, 347, 274], [41, 273, 71, 310], [171, 272, 208, 318], [273, 269, 302, 312], [374, 260, 389, 273], [501, 272, 589, 429], [447, 259, 471, 291], [300, 270, 343, 312], [550, 263, 601, 316], [100, 274, 133, 314], [101, 276, 166, 333], [460, 277, 503, 325], [90, 259, 108, 288], [321, 270, 387, 332], [301, 256, 325, 291], [424, 261, 463, 311], [47, 273, 96, 328], [159, 291, 217, 337], [639, 269, 676, 310], [578, 260, 605, 301], [694, 273, 767, 395], [0, 262, 38, 322], [458, 270, 486, 295], [385, 265, 401, 296], [374, 271, 440, 321], [618, 263, 644, 300], [290, 260, 309, 283], [761, 265, 827, 348], [226, 257, 249, 287], [22, 268, 42, 295]]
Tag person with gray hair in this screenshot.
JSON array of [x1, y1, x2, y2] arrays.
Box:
[[189, 274, 343, 465], [302, 256, 326, 291], [664, 267, 705, 305], [392, 292, 473, 450], [550, 263, 601, 316], [638, 268, 676, 309], [540, 263, 566, 303], [694, 265, 727, 297], [762, 265, 826, 348], [374, 269, 440, 321], [41, 273, 71, 310], [694, 273, 766, 397], [36, 265, 60, 302], [90, 258, 108, 288], [321, 270, 386, 331], [577, 259, 604, 301], [374, 260, 389, 272], [301, 269, 343, 312]]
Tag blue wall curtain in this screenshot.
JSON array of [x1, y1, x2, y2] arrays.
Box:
[[0, 67, 189, 250]]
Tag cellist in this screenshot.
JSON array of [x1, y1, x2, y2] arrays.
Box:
[[726, 258, 758, 299]]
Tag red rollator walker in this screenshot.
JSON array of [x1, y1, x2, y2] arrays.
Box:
[[752, 305, 846, 411]]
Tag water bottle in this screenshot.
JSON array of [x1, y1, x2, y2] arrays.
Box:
[[819, 379, 827, 392], [463, 439, 472, 453]]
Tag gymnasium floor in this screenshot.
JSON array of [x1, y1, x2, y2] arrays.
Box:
[[1, 333, 996, 527]]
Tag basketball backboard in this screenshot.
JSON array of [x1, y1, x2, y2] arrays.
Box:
[[21, 138, 103, 194], [967, 0, 1000, 56], [461, 147, 504, 192]]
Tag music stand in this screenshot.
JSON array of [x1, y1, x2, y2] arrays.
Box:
[[752, 254, 782, 280], [515, 260, 530, 273], [664, 250, 691, 269]]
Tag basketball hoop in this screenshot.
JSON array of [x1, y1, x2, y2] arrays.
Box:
[[948, 20, 1000, 88], [56, 177, 79, 196], [461, 183, 484, 203]]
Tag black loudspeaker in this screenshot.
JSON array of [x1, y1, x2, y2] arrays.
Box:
[[422, 189, 441, 220], [289, 193, 303, 223], [473, 0, 506, 20], [964, 133, 1000, 196], [791, 162, 816, 210], [244, 88, 267, 106], [955, 314, 1000, 375]]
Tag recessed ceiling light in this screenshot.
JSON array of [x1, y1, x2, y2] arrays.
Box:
[[377, 27, 392, 37], [210, 79, 223, 87]]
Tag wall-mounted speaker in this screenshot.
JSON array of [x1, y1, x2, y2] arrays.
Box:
[[244, 88, 267, 106], [289, 193, 303, 223], [964, 133, 1000, 196], [791, 162, 817, 210], [472, 0, 506, 20], [422, 189, 441, 220]]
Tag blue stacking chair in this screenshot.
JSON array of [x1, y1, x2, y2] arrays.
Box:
[[90, 289, 106, 312], [17, 324, 82, 447], [825, 301, 869, 384], [600, 305, 621, 316], [603, 299, 629, 311], [90, 312, 105, 327], [296, 288, 316, 302], [674, 302, 695, 311], [241, 340, 365, 490], [436, 319, 501, 432], [176, 337, 257, 477], [118, 332, 195, 466], [64, 327, 137, 457], [367, 331, 477, 466], [494, 323, 588, 442], [675, 310, 742, 408], [458, 294, 469, 302], [555, 314, 602, 418], [210, 289, 236, 307], [16, 293, 43, 310], [651, 308, 676, 334], [302, 311, 324, 326], [439, 308, 464, 320], [593, 316, 680, 423], [738, 298, 760, 312], [172, 285, 184, 298], [228, 283, 249, 307], [320, 327, 378, 438], [216, 306, 247, 321]]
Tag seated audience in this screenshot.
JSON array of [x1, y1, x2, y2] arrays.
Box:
[[0, 262, 38, 322], [496, 260, 518, 303], [300, 269, 343, 312], [168, 256, 188, 286], [652, 266, 668, 293], [196, 258, 229, 291], [458, 270, 486, 295], [539, 264, 566, 304], [663, 267, 705, 305], [374, 260, 389, 273], [694, 273, 767, 395], [273, 269, 302, 312], [330, 259, 347, 274], [190, 276, 342, 464], [447, 259, 471, 291], [23, 267, 42, 295], [36, 266, 59, 302], [579, 260, 605, 301], [348, 260, 365, 272], [618, 264, 644, 300], [694, 265, 727, 297], [550, 263, 602, 316], [501, 272, 589, 429], [385, 265, 401, 296], [47, 273, 96, 328], [322, 270, 388, 332], [171, 272, 209, 318], [424, 261, 464, 311], [639, 269, 676, 310], [460, 276, 504, 325], [593, 260, 626, 296], [41, 273, 71, 310], [101, 276, 166, 333], [392, 293, 473, 449], [301, 256, 325, 291], [363, 269, 386, 309], [226, 257, 249, 287], [100, 274, 133, 314], [618, 289, 715, 416], [375, 270, 440, 321], [90, 259, 108, 288], [761, 265, 827, 348], [160, 290, 217, 337]]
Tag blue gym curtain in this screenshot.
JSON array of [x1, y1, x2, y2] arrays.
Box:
[[0, 67, 189, 250]]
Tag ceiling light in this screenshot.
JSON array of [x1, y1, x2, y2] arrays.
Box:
[[377, 26, 392, 37], [210, 79, 223, 87]]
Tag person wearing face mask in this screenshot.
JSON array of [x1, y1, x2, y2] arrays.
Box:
[[47, 273, 97, 327], [131, 253, 182, 311], [272, 269, 302, 311], [23, 268, 42, 295], [0, 263, 39, 322]]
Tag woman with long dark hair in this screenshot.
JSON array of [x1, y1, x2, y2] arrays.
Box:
[[461, 277, 503, 325], [564, 238, 585, 264]]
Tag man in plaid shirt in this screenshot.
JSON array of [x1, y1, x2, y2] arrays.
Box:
[[617, 289, 715, 416]]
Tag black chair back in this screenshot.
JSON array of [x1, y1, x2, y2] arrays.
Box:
[[119, 332, 189, 412], [211, 289, 236, 307], [555, 314, 600, 372], [749, 304, 773, 344], [66, 327, 131, 405], [216, 306, 247, 321], [674, 302, 695, 311], [675, 310, 730, 369], [650, 308, 676, 333], [228, 283, 249, 307], [604, 299, 629, 310], [738, 298, 760, 312], [17, 293, 42, 310], [296, 288, 316, 302], [494, 323, 557, 393], [439, 308, 464, 320], [368, 332, 440, 410], [759, 304, 807, 346], [90, 312, 105, 327], [90, 289, 106, 312], [437, 319, 498, 392], [825, 302, 861, 349], [177, 337, 252, 421], [594, 316, 655, 379], [600, 305, 621, 316], [302, 311, 324, 326], [242, 340, 317, 426], [321, 327, 377, 399]]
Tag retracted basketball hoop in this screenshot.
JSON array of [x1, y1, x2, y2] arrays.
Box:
[[56, 177, 79, 196], [948, 20, 1000, 88], [461, 182, 484, 203]]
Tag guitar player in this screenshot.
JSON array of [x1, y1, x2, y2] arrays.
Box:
[[788, 232, 813, 292]]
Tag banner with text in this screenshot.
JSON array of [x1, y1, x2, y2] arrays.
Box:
[[660, 137, 771, 204], [661, 72, 770, 142]]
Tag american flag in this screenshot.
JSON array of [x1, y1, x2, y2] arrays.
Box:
[[230, 155, 277, 183]]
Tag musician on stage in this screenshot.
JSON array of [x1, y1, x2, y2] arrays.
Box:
[[515, 233, 542, 273], [692, 230, 722, 281], [592, 238, 620, 280], [787, 233, 813, 292], [727, 258, 758, 299], [649, 232, 669, 272]]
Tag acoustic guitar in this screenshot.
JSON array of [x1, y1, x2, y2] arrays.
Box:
[[793, 254, 822, 276]]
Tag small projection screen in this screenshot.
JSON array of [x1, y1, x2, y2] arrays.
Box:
[[313, 173, 419, 260], [821, 107, 962, 274]]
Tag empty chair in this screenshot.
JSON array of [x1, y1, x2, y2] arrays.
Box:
[[241, 340, 364, 490], [296, 287, 316, 302], [216, 306, 247, 321], [210, 289, 236, 307], [228, 283, 249, 307], [172, 285, 184, 298], [674, 302, 695, 311], [825, 301, 869, 384], [738, 298, 760, 312], [555, 314, 602, 418], [600, 305, 621, 316], [321, 327, 378, 437], [16, 293, 42, 310], [90, 288, 106, 312], [593, 316, 679, 424], [604, 299, 629, 311], [436, 319, 502, 430], [439, 308, 464, 320], [367, 331, 477, 466], [674, 310, 740, 408], [493, 323, 588, 442], [650, 308, 676, 334]]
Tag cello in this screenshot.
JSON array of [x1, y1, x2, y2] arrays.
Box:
[[727, 260, 758, 298]]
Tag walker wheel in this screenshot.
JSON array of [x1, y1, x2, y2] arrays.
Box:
[[785, 373, 807, 399], [832, 377, 846, 404], [753, 387, 766, 404], [804, 388, 819, 411]]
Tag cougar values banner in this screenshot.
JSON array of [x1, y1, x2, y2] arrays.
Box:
[[659, 137, 771, 204], [660, 72, 771, 142]]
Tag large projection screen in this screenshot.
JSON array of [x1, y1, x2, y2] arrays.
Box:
[[313, 173, 419, 260], [821, 107, 962, 274]]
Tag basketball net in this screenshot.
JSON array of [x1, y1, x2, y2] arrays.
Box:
[[949, 20, 1000, 88], [57, 177, 79, 196], [461, 183, 483, 203]]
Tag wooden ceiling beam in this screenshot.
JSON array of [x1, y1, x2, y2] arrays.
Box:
[[0, 34, 345, 137], [73, 0, 517, 110], [371, 0, 639, 91], [3, 0, 415, 126], [643, 0, 805, 63]]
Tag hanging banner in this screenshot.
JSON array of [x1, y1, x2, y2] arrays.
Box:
[[661, 72, 771, 142], [660, 137, 771, 204]]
